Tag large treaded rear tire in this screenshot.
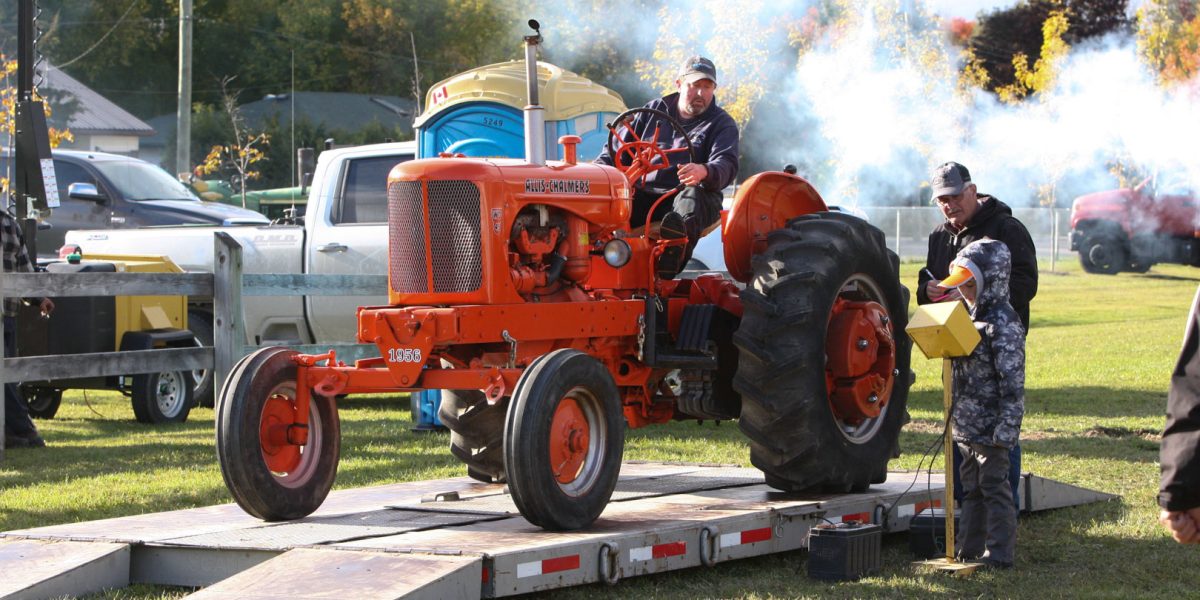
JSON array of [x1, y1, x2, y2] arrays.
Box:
[[439, 389, 508, 483], [734, 211, 911, 493]]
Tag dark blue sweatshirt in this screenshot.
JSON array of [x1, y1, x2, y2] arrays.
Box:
[[596, 92, 739, 192]]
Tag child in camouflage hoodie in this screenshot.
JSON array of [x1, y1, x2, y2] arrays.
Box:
[[938, 238, 1025, 568]]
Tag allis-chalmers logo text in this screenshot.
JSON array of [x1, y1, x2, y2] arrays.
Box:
[[525, 178, 590, 194]]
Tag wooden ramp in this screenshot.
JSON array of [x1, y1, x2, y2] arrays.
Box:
[[0, 463, 1115, 599]]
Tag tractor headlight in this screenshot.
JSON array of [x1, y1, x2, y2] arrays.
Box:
[[603, 239, 632, 268]]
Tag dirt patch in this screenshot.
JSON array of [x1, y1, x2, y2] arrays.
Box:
[[903, 421, 948, 435], [1083, 425, 1161, 442]]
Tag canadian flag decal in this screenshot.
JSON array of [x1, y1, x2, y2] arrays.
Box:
[[432, 86, 449, 105]]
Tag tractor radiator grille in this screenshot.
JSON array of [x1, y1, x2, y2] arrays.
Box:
[[388, 179, 482, 294], [388, 181, 428, 293], [427, 180, 482, 293]]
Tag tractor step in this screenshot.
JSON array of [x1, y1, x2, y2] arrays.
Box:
[[0, 462, 1115, 599], [642, 299, 720, 369]]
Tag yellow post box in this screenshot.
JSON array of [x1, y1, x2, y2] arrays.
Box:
[[905, 300, 980, 572]]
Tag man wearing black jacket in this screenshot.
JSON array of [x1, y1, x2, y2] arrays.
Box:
[[1159, 285, 1200, 544], [596, 55, 739, 278], [918, 161, 1038, 513], [917, 162, 1038, 332]]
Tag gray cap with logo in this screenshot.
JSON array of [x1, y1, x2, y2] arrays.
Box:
[[679, 56, 718, 85], [930, 161, 972, 199]]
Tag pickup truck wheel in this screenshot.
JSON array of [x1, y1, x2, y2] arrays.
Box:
[[217, 347, 340, 521], [734, 211, 911, 493], [188, 310, 215, 408], [1079, 234, 1125, 275], [22, 386, 63, 419], [504, 349, 624, 530], [131, 371, 194, 424], [439, 389, 507, 483]]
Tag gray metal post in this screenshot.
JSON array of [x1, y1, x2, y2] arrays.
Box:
[[1, 313, 6, 463], [1051, 210, 1058, 272], [213, 232, 245, 406], [895, 210, 902, 262], [175, 0, 193, 176]]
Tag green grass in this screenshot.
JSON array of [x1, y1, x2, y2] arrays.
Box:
[[3, 260, 1198, 598]]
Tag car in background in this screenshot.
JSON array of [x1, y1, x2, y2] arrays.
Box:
[[2, 150, 268, 256]]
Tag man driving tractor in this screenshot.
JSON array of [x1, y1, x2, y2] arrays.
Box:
[[596, 55, 739, 278]]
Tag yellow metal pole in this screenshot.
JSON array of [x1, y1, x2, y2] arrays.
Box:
[[943, 358, 956, 562]]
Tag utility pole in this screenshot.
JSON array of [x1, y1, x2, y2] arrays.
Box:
[[175, 0, 193, 177]]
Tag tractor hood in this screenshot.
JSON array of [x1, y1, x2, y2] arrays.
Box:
[[134, 199, 270, 226]]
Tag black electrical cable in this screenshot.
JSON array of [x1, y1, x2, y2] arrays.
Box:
[[882, 393, 958, 556]]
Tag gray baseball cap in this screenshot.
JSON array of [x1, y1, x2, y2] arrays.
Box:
[[930, 162, 972, 198], [679, 56, 718, 85]]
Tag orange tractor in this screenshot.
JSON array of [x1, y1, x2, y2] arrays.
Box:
[[216, 23, 911, 531]]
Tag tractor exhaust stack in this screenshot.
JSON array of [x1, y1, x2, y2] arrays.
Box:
[[523, 19, 546, 166]]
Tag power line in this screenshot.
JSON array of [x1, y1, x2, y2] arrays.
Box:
[[53, 0, 139, 69]]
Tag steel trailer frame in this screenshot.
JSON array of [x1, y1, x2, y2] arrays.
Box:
[[0, 462, 1114, 599]]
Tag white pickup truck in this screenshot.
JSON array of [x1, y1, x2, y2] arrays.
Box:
[[63, 141, 416, 403]]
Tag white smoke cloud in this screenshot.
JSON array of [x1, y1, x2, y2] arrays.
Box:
[[771, 4, 1200, 208], [523, 1, 1199, 208]]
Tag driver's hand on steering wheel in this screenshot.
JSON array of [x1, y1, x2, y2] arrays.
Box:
[[677, 163, 708, 187]]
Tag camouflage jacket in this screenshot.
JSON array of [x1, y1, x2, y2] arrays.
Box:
[[950, 239, 1026, 449]]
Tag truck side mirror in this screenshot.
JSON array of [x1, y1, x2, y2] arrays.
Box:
[[67, 182, 107, 203], [297, 148, 315, 195]]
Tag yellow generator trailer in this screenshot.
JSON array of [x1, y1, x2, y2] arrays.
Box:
[[17, 252, 196, 423]]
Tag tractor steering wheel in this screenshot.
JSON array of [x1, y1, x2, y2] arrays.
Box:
[[605, 107, 696, 191]]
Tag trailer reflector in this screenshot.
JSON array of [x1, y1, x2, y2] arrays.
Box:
[[830, 512, 871, 524], [896, 499, 942, 519], [516, 554, 580, 578], [630, 541, 687, 562], [720, 526, 772, 548]]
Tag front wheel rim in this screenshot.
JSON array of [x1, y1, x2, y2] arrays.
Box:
[[549, 388, 606, 496], [258, 382, 323, 488]]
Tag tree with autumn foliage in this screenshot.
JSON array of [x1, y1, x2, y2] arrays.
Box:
[[194, 77, 269, 208], [1137, 0, 1200, 87], [997, 8, 1071, 102], [631, 0, 789, 131], [969, 0, 1131, 96]]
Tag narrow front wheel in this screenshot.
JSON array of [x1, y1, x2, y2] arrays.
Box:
[[216, 347, 340, 520], [504, 349, 624, 530]]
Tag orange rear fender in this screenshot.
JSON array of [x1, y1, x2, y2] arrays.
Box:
[[723, 171, 829, 283]]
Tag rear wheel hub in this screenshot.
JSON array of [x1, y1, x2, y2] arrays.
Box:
[[826, 298, 896, 425]]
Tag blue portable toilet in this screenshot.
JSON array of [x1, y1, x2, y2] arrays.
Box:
[[415, 60, 627, 161]]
